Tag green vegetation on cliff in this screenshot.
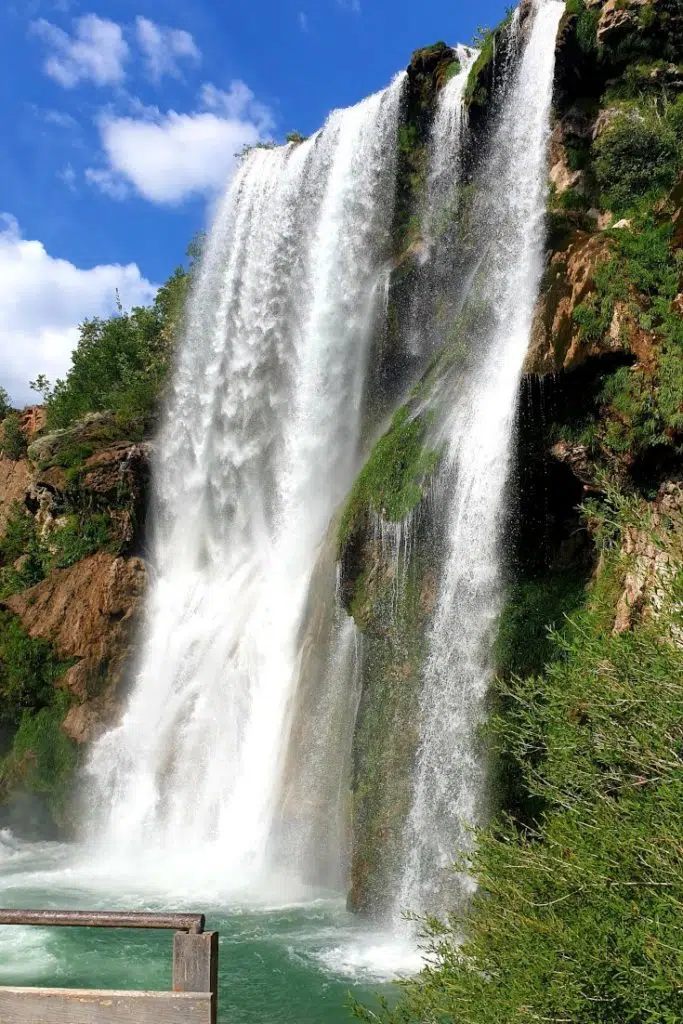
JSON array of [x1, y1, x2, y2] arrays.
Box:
[[594, 100, 683, 214], [352, 0, 683, 1009], [0, 613, 75, 824], [0, 414, 27, 461], [338, 408, 439, 551], [33, 235, 202, 433], [567, 212, 683, 465], [355, 495, 683, 1022]]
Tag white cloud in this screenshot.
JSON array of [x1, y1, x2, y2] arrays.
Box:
[[88, 81, 274, 205], [0, 214, 156, 406], [298, 11, 309, 31], [135, 17, 201, 82], [58, 163, 77, 190], [337, 0, 361, 10], [30, 13, 129, 88]]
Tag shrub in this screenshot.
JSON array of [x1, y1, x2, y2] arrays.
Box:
[[0, 386, 10, 420], [0, 612, 68, 726], [557, 187, 590, 212], [37, 239, 200, 432], [0, 691, 76, 821], [50, 513, 112, 569], [0, 413, 27, 460], [594, 106, 680, 212], [0, 504, 38, 566]]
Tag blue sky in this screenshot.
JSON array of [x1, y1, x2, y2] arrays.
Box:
[[1, 0, 509, 404]]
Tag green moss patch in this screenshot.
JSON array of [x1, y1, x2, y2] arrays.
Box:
[[338, 408, 440, 551]]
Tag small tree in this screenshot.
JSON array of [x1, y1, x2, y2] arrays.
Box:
[[0, 414, 27, 461], [29, 374, 53, 404], [0, 386, 11, 421]]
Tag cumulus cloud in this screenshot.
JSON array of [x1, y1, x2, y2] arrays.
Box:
[[30, 13, 129, 88], [88, 82, 274, 205], [0, 214, 156, 406], [135, 17, 201, 82]]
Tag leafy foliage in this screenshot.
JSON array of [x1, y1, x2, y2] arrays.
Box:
[[570, 217, 683, 459], [494, 569, 588, 679], [0, 612, 69, 727], [0, 500, 114, 599], [50, 513, 112, 570], [354, 499, 683, 1024], [37, 238, 201, 432], [594, 101, 682, 213], [0, 690, 76, 822], [565, 0, 600, 55], [0, 386, 10, 421], [0, 505, 47, 598], [0, 413, 27, 461]]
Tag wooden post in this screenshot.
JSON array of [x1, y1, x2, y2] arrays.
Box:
[[173, 930, 219, 1024]]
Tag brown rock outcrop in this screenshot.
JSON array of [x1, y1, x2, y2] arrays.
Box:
[[526, 230, 657, 374], [5, 553, 147, 743], [0, 455, 31, 536], [20, 406, 47, 439], [585, 0, 654, 46], [613, 481, 683, 636], [526, 234, 612, 372]]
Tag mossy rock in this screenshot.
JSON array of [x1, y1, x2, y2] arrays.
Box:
[[27, 412, 138, 473], [338, 407, 440, 556]]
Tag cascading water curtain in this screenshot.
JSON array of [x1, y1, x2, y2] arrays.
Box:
[[396, 0, 565, 923], [84, 75, 405, 897]]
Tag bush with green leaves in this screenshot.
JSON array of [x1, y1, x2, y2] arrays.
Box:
[[36, 237, 202, 432], [5, 691, 76, 820], [50, 513, 112, 569], [565, 0, 600, 55], [0, 386, 10, 421], [569, 216, 683, 459], [594, 102, 681, 213], [0, 413, 27, 460], [0, 612, 68, 727], [354, 497, 683, 1024]]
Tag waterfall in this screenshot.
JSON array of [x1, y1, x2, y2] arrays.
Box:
[[396, 0, 565, 920], [85, 74, 405, 891], [406, 45, 479, 362], [423, 44, 479, 256]]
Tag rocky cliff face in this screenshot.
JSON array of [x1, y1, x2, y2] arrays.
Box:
[[339, 0, 683, 917], [0, 410, 150, 832]]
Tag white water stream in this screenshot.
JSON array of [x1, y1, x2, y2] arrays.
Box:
[[396, 0, 565, 920], [85, 75, 405, 891]]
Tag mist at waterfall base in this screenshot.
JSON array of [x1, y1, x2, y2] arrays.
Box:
[[0, 2, 564, 1016], [0, 833, 410, 1024]]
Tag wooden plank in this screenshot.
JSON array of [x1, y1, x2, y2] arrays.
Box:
[[0, 987, 213, 1024], [173, 931, 218, 1024], [0, 910, 204, 933]]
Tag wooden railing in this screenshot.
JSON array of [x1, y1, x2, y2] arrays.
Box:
[[0, 909, 219, 1023]]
